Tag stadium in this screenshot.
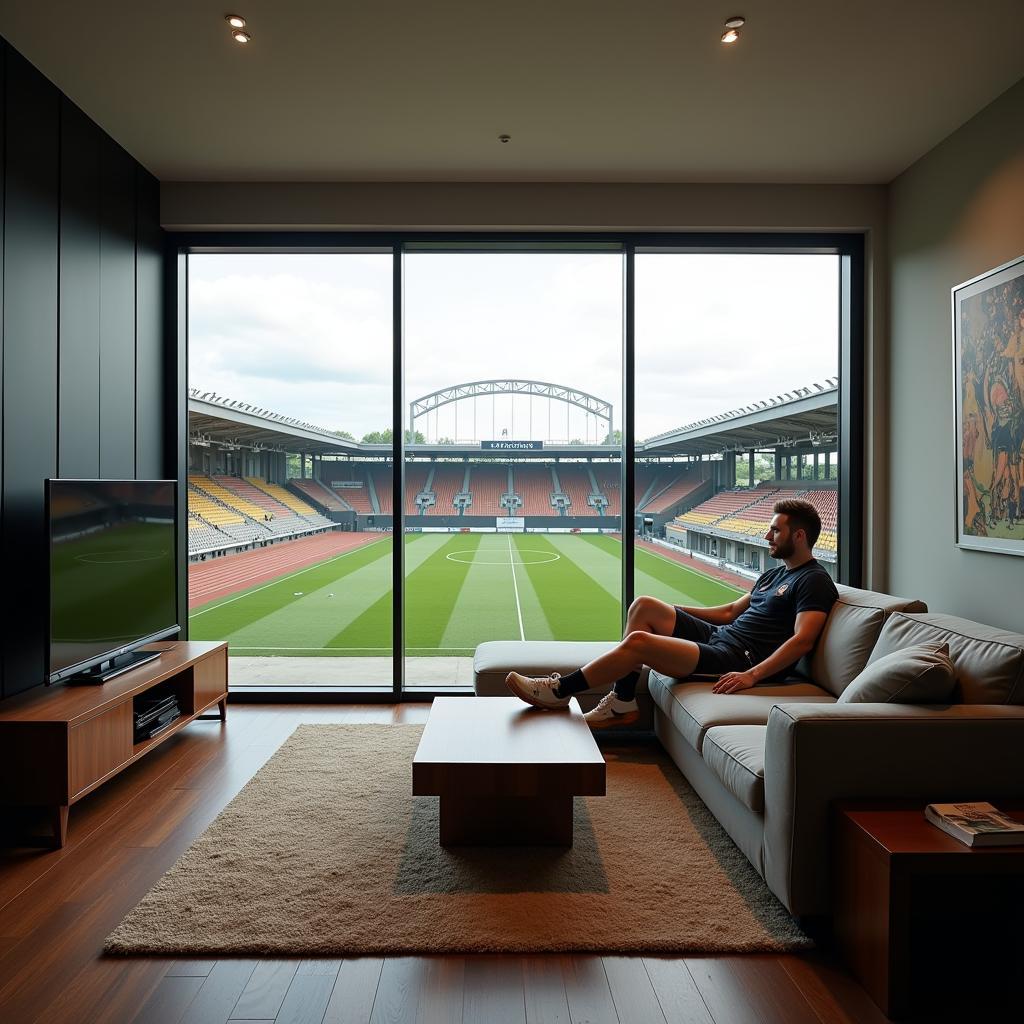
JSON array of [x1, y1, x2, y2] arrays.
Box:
[[186, 378, 840, 687]]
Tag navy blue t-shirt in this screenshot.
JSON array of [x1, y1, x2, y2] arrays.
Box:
[[714, 559, 838, 664]]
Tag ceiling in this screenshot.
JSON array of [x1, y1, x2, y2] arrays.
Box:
[[1, 1, 1022, 184]]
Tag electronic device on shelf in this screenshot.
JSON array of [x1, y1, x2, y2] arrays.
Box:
[[46, 479, 179, 685]]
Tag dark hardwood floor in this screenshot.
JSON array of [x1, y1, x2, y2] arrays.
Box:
[[0, 703, 892, 1024]]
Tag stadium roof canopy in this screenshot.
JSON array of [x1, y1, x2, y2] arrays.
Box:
[[638, 379, 838, 457], [189, 380, 838, 459], [189, 391, 361, 455]]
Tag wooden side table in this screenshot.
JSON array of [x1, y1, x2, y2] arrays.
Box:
[[832, 803, 1024, 1019]]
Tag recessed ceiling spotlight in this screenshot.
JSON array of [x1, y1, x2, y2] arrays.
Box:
[[721, 15, 745, 44], [498, 134, 511, 144], [225, 14, 246, 29], [232, 29, 252, 44]]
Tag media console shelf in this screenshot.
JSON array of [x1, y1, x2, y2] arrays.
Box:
[[0, 641, 227, 848]]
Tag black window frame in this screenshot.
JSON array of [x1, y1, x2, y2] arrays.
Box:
[[169, 231, 864, 702]]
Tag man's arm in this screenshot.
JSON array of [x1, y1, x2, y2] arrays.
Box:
[[681, 592, 751, 627], [711, 609, 828, 693]]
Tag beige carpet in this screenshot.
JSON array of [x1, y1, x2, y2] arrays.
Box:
[[105, 725, 810, 955]]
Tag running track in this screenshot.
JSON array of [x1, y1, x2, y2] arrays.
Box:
[[188, 532, 386, 608]]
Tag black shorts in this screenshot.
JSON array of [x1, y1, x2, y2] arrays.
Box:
[[672, 608, 755, 676]]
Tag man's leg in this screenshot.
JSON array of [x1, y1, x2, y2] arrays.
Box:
[[504, 595, 692, 712], [555, 595, 678, 700], [576, 630, 702, 692]]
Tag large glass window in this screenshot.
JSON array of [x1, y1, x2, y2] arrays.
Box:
[[180, 239, 857, 695], [186, 253, 394, 690], [634, 253, 841, 608], [402, 251, 624, 690]]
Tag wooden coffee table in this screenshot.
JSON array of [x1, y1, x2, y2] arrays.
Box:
[[412, 696, 606, 846]]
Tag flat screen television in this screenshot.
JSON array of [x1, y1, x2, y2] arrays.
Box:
[[46, 479, 179, 684]]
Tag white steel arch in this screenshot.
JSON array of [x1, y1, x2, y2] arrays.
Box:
[[409, 379, 611, 439]]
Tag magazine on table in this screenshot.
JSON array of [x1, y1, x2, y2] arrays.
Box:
[[924, 802, 1024, 847]]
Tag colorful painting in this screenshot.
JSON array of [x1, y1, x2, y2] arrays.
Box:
[[954, 254, 1024, 556]]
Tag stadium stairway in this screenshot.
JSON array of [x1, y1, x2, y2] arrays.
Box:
[[214, 476, 324, 536], [429, 465, 467, 514], [289, 477, 348, 513], [247, 478, 334, 528]]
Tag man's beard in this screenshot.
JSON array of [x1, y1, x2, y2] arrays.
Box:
[[771, 538, 795, 560]]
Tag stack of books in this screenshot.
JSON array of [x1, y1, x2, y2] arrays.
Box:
[[925, 802, 1024, 847], [133, 693, 181, 742]]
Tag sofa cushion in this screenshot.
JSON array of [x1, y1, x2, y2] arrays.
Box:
[[703, 725, 768, 813], [648, 673, 835, 752], [798, 584, 928, 697], [867, 613, 1024, 705], [838, 641, 956, 704]]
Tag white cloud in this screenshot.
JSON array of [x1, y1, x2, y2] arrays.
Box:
[[188, 251, 838, 442]]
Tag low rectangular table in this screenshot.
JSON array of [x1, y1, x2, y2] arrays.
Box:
[[412, 696, 606, 846]]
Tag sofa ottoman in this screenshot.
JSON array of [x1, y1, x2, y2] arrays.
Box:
[[473, 640, 653, 728]]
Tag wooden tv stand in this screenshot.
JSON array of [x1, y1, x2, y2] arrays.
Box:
[[0, 641, 227, 848]]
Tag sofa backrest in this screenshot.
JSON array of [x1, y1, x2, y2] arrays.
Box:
[[799, 584, 928, 697], [867, 612, 1024, 704]]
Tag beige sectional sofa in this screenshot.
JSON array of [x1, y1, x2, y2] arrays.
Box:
[[474, 584, 1024, 918]]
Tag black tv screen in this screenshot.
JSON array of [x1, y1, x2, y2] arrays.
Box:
[[47, 479, 178, 683]]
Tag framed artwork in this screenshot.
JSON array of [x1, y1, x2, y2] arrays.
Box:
[[952, 253, 1024, 556]]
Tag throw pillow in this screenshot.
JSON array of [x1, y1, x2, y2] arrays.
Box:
[[837, 641, 955, 704]]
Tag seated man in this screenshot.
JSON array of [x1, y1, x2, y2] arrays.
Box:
[[506, 498, 838, 728]]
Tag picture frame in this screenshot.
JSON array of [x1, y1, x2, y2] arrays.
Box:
[[952, 253, 1024, 556]]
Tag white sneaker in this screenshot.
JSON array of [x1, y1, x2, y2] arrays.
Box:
[[584, 692, 640, 730], [505, 671, 572, 710]]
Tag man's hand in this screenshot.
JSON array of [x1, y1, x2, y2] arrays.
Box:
[[712, 670, 757, 694]]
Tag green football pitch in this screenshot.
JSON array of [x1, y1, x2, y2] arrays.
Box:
[[189, 533, 744, 656]]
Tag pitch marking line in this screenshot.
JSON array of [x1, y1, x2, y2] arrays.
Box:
[[189, 537, 389, 617], [444, 549, 559, 565], [507, 534, 526, 642]]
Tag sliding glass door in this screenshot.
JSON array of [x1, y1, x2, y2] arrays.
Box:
[[401, 249, 624, 691], [186, 252, 394, 691], [633, 252, 842, 609]]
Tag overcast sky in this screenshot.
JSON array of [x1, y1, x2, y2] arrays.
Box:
[[189, 251, 838, 442]]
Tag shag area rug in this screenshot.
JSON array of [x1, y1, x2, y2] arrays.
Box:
[[106, 724, 810, 955]]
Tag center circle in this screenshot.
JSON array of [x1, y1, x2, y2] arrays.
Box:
[[445, 549, 561, 566], [75, 548, 168, 565]]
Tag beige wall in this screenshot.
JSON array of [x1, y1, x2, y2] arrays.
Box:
[[888, 77, 1024, 630], [162, 179, 889, 586]]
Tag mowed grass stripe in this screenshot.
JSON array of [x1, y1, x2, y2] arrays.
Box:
[[438, 534, 527, 648], [548, 533, 622, 604], [323, 534, 451, 651], [634, 546, 744, 606], [519, 534, 620, 641], [407, 532, 487, 643], [502, 537, 556, 642], [205, 540, 400, 651], [188, 538, 391, 639]]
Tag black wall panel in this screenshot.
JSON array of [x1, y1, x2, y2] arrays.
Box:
[[2, 49, 60, 696], [0, 40, 167, 700], [135, 168, 163, 478], [98, 134, 137, 478], [58, 97, 101, 477], [0, 43, 5, 699]]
